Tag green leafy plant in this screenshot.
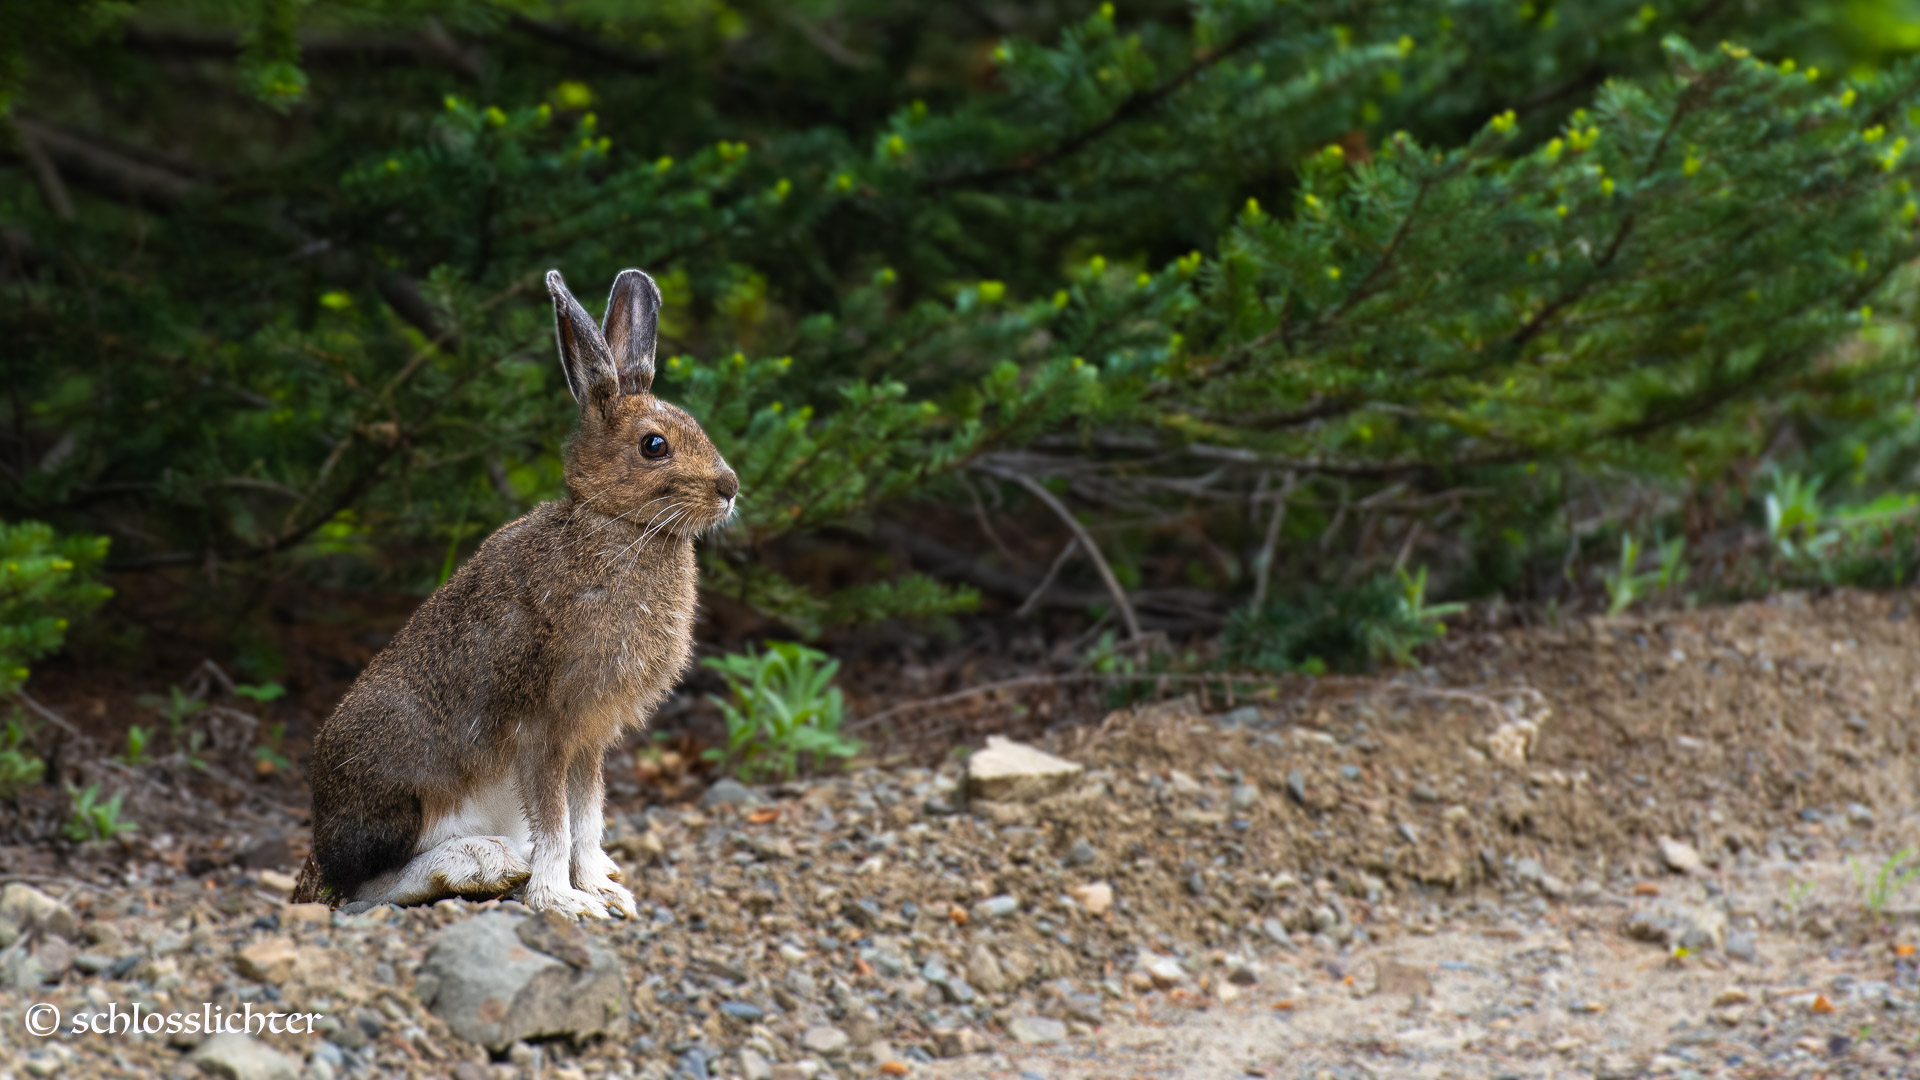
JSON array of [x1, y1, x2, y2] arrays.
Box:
[[253, 721, 292, 776], [1765, 470, 1832, 561], [1602, 534, 1688, 615], [118, 724, 152, 767], [10, 5, 1920, 635], [61, 783, 136, 844], [0, 710, 46, 800], [1222, 570, 1462, 674], [1851, 847, 1920, 918], [136, 685, 209, 766], [232, 682, 286, 703], [0, 522, 111, 694], [701, 642, 860, 782]]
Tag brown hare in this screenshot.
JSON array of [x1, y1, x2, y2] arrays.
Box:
[[291, 268, 737, 917]]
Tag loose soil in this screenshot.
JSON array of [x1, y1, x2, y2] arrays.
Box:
[[0, 588, 1917, 1078]]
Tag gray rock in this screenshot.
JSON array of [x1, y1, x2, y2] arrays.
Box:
[[1625, 904, 1726, 952], [1141, 955, 1187, 988], [931, 1027, 988, 1057], [1725, 930, 1759, 963], [1228, 783, 1260, 809], [1285, 770, 1308, 806], [190, 1033, 302, 1080], [801, 1025, 850, 1056], [738, 1049, 773, 1080], [1006, 1015, 1067, 1045], [974, 895, 1019, 919], [1065, 838, 1098, 867], [701, 779, 763, 808], [966, 943, 1006, 993], [415, 912, 624, 1052], [1658, 836, 1704, 875], [940, 975, 977, 1004], [1218, 705, 1265, 728]]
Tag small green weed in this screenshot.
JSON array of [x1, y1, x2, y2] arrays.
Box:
[[62, 783, 136, 843], [137, 684, 210, 767], [254, 721, 292, 776], [701, 641, 861, 782], [233, 682, 286, 703], [119, 724, 152, 767], [1222, 569, 1463, 674], [1851, 847, 1920, 918], [1601, 533, 1687, 615], [0, 711, 46, 799]]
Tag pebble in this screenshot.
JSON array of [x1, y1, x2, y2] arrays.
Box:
[[191, 1033, 302, 1080], [701, 778, 764, 807], [1068, 882, 1113, 917], [1065, 838, 1098, 866], [1229, 783, 1260, 810], [738, 1049, 773, 1080], [1286, 769, 1308, 805], [1658, 836, 1704, 875], [1142, 955, 1188, 988], [975, 895, 1019, 919], [801, 1025, 850, 1056], [1006, 1016, 1067, 1045]]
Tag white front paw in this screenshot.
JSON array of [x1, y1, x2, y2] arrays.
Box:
[[574, 849, 636, 918], [524, 882, 611, 920], [592, 880, 639, 919]]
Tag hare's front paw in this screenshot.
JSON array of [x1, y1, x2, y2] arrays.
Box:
[[591, 879, 638, 919], [523, 882, 611, 920], [574, 850, 637, 919]]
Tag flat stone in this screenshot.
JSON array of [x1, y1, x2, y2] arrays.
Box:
[[254, 870, 298, 894], [233, 936, 304, 985], [415, 912, 624, 1052], [514, 910, 592, 969], [701, 779, 764, 808], [1141, 954, 1187, 988], [1658, 836, 1704, 875], [1068, 882, 1112, 917], [191, 1033, 302, 1080], [965, 943, 1005, 993], [281, 903, 332, 929], [1006, 1015, 1067, 1045], [965, 737, 1083, 803], [0, 884, 78, 941], [1229, 783, 1260, 810], [738, 1049, 773, 1080], [801, 1025, 850, 1056], [974, 895, 1019, 919]]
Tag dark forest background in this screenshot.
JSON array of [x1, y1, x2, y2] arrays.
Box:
[[9, 0, 1920, 725]]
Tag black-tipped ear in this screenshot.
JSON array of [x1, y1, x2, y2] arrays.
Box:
[[602, 269, 660, 396], [547, 269, 615, 404]]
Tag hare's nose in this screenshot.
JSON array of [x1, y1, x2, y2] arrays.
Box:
[[716, 470, 739, 500]]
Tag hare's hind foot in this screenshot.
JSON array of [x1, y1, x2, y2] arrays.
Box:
[[354, 835, 530, 907]]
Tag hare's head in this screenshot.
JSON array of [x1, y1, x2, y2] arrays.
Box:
[[548, 269, 739, 538]]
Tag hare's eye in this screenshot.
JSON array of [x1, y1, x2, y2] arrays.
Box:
[[640, 434, 670, 459]]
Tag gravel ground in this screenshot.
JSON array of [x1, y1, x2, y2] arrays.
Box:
[[1, 589, 1917, 1079]]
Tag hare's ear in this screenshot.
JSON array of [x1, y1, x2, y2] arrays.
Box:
[[602, 269, 660, 396], [547, 270, 617, 405]]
